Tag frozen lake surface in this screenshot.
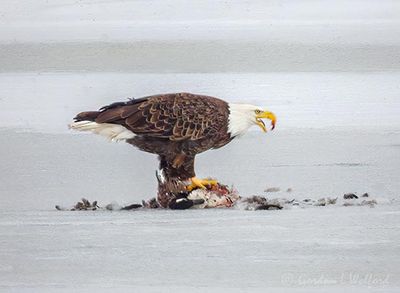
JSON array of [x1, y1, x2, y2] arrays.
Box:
[[0, 72, 399, 292], [1, 72, 400, 131], [1, 207, 399, 292], [1, 128, 399, 292], [1, 128, 400, 211], [1, 0, 400, 291]]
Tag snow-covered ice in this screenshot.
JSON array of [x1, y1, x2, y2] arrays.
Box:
[[1, 0, 400, 291], [1, 72, 400, 293], [1, 125, 400, 210], [1, 207, 399, 292], [0, 112, 399, 292]]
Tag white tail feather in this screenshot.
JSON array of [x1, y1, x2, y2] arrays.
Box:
[[69, 121, 135, 142]]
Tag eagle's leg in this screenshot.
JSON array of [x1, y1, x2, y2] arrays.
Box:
[[186, 177, 218, 191], [169, 153, 218, 191]]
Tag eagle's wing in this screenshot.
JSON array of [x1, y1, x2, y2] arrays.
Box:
[[91, 93, 228, 141]]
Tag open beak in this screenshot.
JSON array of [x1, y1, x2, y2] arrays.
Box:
[[256, 111, 276, 132]]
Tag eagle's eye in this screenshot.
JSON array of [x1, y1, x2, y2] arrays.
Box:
[[255, 109, 262, 114]]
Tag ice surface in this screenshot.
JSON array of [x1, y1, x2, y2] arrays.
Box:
[[1, 127, 400, 210], [1, 0, 400, 72], [1, 1, 400, 291], [0, 126, 399, 291], [1, 72, 399, 132], [1, 0, 400, 44], [0, 71, 400, 291], [0, 208, 399, 292]]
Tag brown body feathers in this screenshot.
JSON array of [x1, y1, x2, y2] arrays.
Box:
[[74, 93, 233, 179]]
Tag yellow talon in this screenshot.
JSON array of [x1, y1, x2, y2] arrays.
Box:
[[187, 177, 218, 191]]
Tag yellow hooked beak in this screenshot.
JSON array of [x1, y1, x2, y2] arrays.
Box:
[[256, 111, 277, 132]]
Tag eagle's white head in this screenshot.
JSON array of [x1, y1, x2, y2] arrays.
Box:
[[227, 103, 276, 137]]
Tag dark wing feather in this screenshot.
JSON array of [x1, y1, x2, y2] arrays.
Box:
[[94, 93, 229, 141]]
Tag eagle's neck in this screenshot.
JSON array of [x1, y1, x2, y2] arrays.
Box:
[[227, 103, 256, 137]]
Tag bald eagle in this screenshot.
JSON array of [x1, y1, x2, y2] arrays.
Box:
[[70, 93, 276, 191]]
